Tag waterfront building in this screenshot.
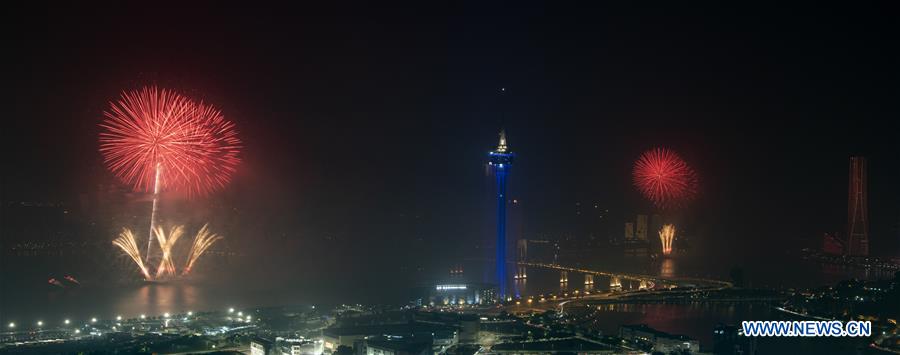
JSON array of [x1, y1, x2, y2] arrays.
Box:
[[418, 283, 496, 306], [636, 214, 648, 241], [624, 222, 634, 241], [323, 323, 456, 354], [251, 337, 275, 355], [619, 324, 699, 353]]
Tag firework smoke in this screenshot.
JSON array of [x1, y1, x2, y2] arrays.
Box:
[[633, 148, 698, 209], [659, 224, 676, 256], [112, 229, 151, 280], [182, 224, 223, 275], [154, 225, 185, 279]]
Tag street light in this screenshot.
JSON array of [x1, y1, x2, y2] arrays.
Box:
[[228, 308, 234, 313], [163, 313, 170, 318], [75, 329, 81, 334], [7, 322, 14, 329], [140, 314, 146, 320], [37, 321, 43, 327], [237, 311, 243, 317], [187, 311, 193, 316], [91, 318, 97, 323], [64, 319, 70, 325], [116, 315, 122, 321]]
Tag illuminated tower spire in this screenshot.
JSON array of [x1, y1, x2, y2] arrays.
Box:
[[497, 129, 508, 152], [488, 129, 514, 300]]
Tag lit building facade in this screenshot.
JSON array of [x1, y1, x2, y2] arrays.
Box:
[[636, 214, 648, 241], [425, 283, 497, 306], [619, 324, 699, 354], [251, 337, 275, 355], [624, 222, 635, 241]]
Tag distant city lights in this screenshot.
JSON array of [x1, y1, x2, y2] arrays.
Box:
[[435, 284, 467, 291]]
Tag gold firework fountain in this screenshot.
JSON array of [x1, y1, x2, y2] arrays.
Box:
[[154, 225, 184, 279], [112, 224, 223, 281], [659, 224, 675, 256], [183, 224, 223, 275], [112, 229, 151, 280]]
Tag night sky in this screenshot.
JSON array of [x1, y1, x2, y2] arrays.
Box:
[[5, 3, 899, 273]]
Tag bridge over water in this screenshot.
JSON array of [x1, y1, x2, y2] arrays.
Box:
[[510, 262, 734, 314]]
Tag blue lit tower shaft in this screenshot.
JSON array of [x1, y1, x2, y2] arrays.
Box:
[[489, 131, 513, 300], [495, 163, 509, 299]]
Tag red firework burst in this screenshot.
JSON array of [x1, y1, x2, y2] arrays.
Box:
[[99, 87, 241, 196], [632, 148, 698, 209]]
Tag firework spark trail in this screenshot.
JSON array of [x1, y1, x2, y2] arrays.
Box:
[[659, 224, 676, 256], [147, 162, 162, 261], [154, 225, 184, 279], [182, 224, 223, 276], [633, 148, 698, 209], [112, 229, 151, 280]]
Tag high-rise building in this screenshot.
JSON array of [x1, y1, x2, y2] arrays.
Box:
[[624, 221, 648, 257], [636, 215, 648, 241], [488, 130, 514, 299], [847, 156, 869, 256], [624, 222, 635, 241]]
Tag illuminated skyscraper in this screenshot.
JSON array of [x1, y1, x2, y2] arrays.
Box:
[[636, 215, 648, 241], [488, 130, 514, 299], [847, 156, 869, 256], [624, 222, 635, 241]]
